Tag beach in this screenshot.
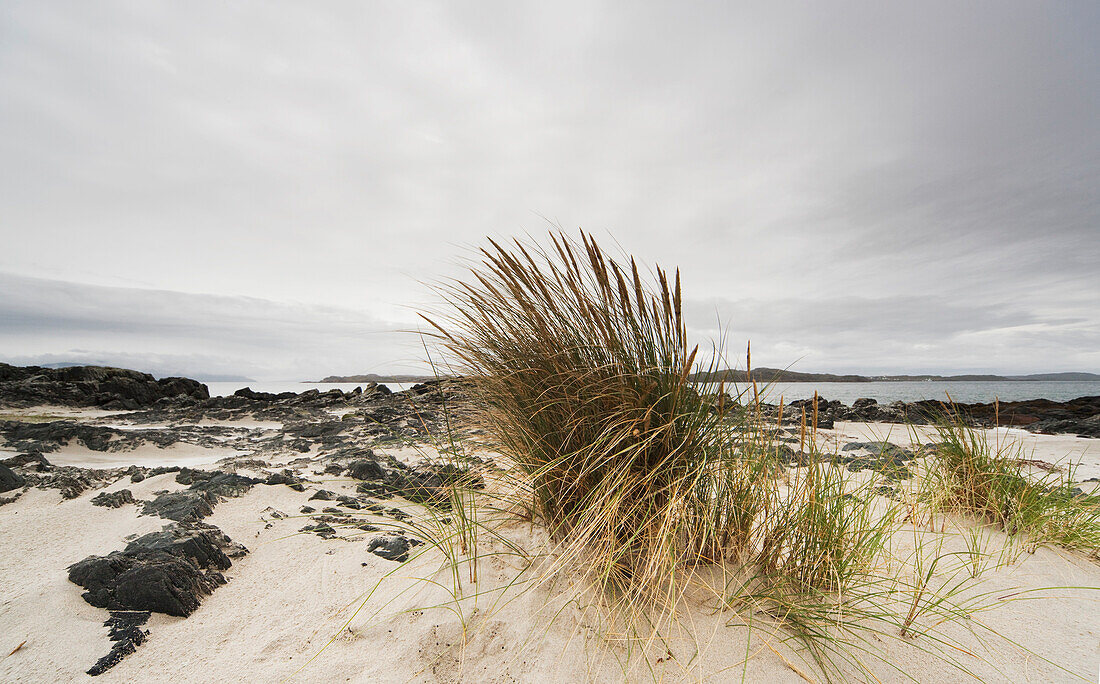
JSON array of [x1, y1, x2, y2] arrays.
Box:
[[2, 373, 1099, 683]]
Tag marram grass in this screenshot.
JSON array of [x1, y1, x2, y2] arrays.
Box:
[[423, 231, 770, 601], [338, 231, 1100, 683]]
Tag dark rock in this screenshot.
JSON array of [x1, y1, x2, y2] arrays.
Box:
[[21, 466, 112, 499], [347, 457, 384, 481], [265, 470, 302, 486], [308, 489, 336, 501], [300, 521, 336, 539], [142, 490, 216, 522], [91, 490, 136, 508], [366, 534, 422, 562], [299, 506, 316, 514], [0, 420, 180, 454], [0, 363, 208, 409], [189, 472, 259, 499], [142, 471, 258, 521], [68, 522, 246, 617], [1, 452, 52, 469], [86, 611, 150, 676], [0, 464, 24, 492]]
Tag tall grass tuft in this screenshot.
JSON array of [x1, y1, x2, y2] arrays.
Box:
[[926, 406, 1100, 555], [423, 231, 761, 601], [409, 232, 1099, 681]]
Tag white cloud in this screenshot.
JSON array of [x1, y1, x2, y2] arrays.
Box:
[[0, 1, 1096, 376]]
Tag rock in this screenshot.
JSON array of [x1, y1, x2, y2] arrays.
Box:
[[308, 489, 336, 501], [366, 534, 422, 562], [0, 464, 24, 492], [189, 472, 259, 499], [299, 506, 315, 514], [300, 521, 337, 539], [0, 420, 180, 454], [141, 471, 258, 521], [142, 490, 216, 522], [0, 452, 52, 469], [0, 363, 208, 409], [347, 458, 384, 481], [68, 522, 247, 617], [21, 466, 112, 499], [336, 495, 362, 509], [265, 470, 302, 486], [91, 490, 136, 508], [86, 611, 150, 676]]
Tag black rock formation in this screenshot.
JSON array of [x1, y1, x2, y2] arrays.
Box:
[[91, 490, 136, 508], [0, 363, 208, 409], [366, 534, 422, 562], [0, 463, 24, 492], [68, 522, 247, 617], [86, 611, 150, 676]]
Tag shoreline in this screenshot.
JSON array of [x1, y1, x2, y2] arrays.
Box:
[[1, 366, 1099, 681]]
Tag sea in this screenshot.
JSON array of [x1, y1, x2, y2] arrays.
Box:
[[205, 380, 1100, 406], [701, 380, 1100, 405]]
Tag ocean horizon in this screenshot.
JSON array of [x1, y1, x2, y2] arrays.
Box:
[[203, 379, 1100, 405]]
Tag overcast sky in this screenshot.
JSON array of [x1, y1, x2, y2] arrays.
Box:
[[1, 1, 1097, 380]]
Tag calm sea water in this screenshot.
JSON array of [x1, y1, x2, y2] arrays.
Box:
[[705, 380, 1100, 405], [204, 380, 1100, 405]]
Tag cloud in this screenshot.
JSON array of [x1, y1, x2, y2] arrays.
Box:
[[0, 2, 1096, 375], [0, 273, 425, 379], [684, 296, 1099, 374]]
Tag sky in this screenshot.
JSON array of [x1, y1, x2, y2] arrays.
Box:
[[1, 1, 1097, 380]]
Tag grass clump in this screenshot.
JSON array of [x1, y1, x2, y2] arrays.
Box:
[[926, 407, 1100, 555], [397, 231, 1098, 682], [424, 231, 759, 600]]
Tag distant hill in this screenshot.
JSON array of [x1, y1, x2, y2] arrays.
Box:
[[689, 368, 1100, 383], [313, 373, 446, 383], [1005, 372, 1100, 381]]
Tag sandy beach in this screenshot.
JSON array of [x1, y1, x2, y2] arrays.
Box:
[[3, 392, 1099, 683]]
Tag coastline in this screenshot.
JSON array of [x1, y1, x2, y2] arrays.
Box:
[[2, 368, 1099, 681]]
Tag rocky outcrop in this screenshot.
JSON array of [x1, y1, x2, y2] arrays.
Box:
[[366, 534, 422, 562], [141, 472, 259, 522], [0, 420, 181, 453], [756, 395, 1100, 438], [86, 611, 150, 676], [0, 363, 208, 409], [91, 490, 136, 508], [68, 522, 247, 617], [0, 463, 24, 492]]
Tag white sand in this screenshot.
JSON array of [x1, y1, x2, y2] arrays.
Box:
[[1, 431, 1099, 682], [17, 442, 246, 470]]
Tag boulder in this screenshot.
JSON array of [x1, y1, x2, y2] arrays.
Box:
[[0, 464, 24, 492], [366, 534, 422, 562], [68, 522, 247, 617], [91, 490, 136, 508]]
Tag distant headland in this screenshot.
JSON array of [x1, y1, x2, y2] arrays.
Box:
[[310, 373, 448, 383], [687, 368, 1100, 383]]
